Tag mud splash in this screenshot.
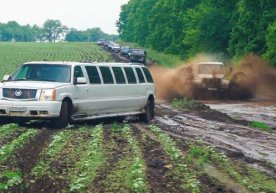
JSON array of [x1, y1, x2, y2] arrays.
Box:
[[229, 54, 276, 99], [149, 54, 221, 101], [150, 54, 276, 101]]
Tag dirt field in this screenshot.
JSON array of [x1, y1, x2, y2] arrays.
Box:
[[1, 48, 276, 193]]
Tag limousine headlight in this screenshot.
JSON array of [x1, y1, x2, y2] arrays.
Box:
[[40, 89, 56, 101]]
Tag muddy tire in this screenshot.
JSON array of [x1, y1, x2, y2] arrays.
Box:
[[0, 117, 10, 125], [51, 101, 69, 128], [140, 99, 154, 123]]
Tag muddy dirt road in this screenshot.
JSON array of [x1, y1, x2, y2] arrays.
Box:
[[151, 103, 276, 167], [205, 100, 276, 129]]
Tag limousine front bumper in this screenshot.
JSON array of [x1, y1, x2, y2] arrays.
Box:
[[0, 100, 62, 118]]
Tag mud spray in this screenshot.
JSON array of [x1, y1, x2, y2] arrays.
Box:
[[229, 54, 276, 99], [149, 53, 276, 101]]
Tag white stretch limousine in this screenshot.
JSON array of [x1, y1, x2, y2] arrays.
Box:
[[0, 62, 155, 127]]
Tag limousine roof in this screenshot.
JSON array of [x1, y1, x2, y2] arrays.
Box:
[[23, 61, 146, 67]]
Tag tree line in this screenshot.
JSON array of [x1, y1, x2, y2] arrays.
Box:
[[117, 0, 276, 66], [0, 20, 116, 42]]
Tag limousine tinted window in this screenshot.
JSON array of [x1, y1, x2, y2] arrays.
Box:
[[135, 68, 145, 83], [74, 66, 84, 81], [85, 66, 101, 84], [99, 66, 114, 84], [112, 67, 126, 84], [142, 67, 154, 83], [124, 67, 137, 84]]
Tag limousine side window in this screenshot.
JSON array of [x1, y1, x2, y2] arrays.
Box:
[[112, 67, 126, 84], [142, 67, 154, 83], [99, 66, 114, 84], [124, 67, 137, 84], [135, 68, 145, 83], [74, 66, 84, 82], [85, 66, 101, 84]]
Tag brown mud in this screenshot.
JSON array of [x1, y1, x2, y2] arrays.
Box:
[[154, 103, 276, 169]]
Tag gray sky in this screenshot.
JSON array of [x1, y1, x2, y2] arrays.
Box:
[[0, 0, 129, 34]]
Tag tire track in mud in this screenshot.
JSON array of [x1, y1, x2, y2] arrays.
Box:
[[154, 103, 276, 166]]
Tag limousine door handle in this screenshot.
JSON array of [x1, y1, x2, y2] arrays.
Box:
[[85, 89, 89, 93]]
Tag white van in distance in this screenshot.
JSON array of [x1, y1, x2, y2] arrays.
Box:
[[0, 62, 155, 127]]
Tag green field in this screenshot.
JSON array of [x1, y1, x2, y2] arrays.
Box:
[[0, 42, 111, 78]]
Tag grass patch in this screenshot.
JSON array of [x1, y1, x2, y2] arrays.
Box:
[[0, 171, 23, 191], [249, 121, 272, 132], [171, 98, 203, 110]]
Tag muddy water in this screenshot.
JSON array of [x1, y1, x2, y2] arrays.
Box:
[[205, 100, 276, 128], [154, 104, 276, 166]]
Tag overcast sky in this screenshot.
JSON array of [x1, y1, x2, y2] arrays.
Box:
[[0, 0, 129, 34]]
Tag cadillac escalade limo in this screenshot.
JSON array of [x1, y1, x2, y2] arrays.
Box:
[[0, 61, 155, 128]]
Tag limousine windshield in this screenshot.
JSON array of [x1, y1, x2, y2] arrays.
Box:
[[11, 64, 71, 83]]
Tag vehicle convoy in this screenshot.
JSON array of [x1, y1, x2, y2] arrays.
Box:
[[191, 62, 229, 98], [0, 61, 155, 127], [128, 49, 147, 64]]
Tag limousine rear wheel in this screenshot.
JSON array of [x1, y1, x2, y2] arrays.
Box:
[[51, 101, 69, 128], [140, 99, 154, 123]]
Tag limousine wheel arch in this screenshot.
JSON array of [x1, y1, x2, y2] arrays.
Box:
[[140, 96, 154, 123]]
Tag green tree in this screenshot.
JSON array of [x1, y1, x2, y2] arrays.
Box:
[[264, 22, 276, 67], [43, 19, 68, 42], [229, 0, 276, 57]]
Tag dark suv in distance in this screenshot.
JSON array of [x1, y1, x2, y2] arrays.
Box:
[[120, 46, 131, 56], [128, 49, 147, 64]]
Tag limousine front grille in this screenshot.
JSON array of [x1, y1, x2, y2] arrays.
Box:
[[3, 88, 37, 99]]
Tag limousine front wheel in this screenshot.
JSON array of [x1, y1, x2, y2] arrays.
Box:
[[51, 101, 69, 128], [140, 99, 154, 123]]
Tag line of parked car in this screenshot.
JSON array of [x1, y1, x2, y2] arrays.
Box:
[[97, 39, 147, 65]]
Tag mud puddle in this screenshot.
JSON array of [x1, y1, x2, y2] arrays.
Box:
[[205, 100, 276, 128], [154, 103, 276, 167]]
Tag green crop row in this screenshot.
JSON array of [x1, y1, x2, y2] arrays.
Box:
[[69, 125, 105, 192], [120, 125, 149, 193], [0, 124, 20, 139], [0, 129, 39, 164], [31, 130, 71, 177], [101, 124, 149, 193], [149, 125, 201, 193]]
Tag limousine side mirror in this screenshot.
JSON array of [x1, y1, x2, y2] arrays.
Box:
[[74, 77, 87, 85], [2, 75, 11, 82]]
